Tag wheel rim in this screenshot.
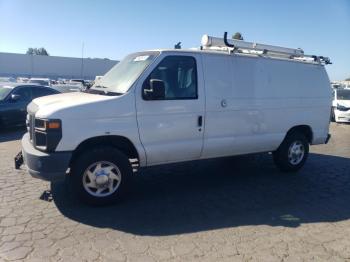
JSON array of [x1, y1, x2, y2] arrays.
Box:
[[82, 161, 122, 197], [288, 141, 305, 165]]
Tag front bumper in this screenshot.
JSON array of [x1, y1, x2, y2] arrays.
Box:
[[21, 133, 72, 182], [335, 110, 350, 123]]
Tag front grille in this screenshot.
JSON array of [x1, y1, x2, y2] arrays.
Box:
[[27, 102, 39, 144], [26, 114, 30, 132], [27, 114, 35, 142], [26, 112, 62, 151], [35, 131, 47, 146]]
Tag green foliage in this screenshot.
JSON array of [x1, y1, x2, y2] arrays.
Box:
[[26, 47, 49, 56], [232, 32, 243, 40]]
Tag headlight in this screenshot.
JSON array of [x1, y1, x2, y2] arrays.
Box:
[[33, 119, 62, 152], [337, 104, 349, 111], [34, 119, 61, 131]]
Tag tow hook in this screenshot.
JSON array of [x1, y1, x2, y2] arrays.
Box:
[[14, 151, 24, 169]]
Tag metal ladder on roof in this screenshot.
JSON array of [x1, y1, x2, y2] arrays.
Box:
[[201, 32, 331, 65]]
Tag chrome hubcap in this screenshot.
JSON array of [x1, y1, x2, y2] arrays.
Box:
[[82, 161, 121, 197], [288, 141, 305, 165]]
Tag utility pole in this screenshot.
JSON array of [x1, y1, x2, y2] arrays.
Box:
[[80, 42, 84, 79], [30, 54, 34, 78]]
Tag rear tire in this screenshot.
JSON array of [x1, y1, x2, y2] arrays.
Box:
[[273, 132, 309, 172], [70, 147, 132, 206]]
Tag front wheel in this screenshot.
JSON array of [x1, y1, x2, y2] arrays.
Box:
[[273, 132, 309, 172], [70, 147, 132, 205], [331, 107, 336, 122]]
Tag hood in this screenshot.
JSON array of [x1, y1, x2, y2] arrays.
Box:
[[29, 92, 118, 118], [337, 100, 350, 108]]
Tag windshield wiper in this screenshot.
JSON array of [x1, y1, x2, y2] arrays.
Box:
[[105, 91, 123, 96], [84, 89, 105, 95], [84, 88, 122, 96]]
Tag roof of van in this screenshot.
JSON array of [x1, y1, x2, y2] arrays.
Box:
[[146, 48, 324, 66]]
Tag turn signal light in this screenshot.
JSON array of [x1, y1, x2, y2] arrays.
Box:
[[45, 121, 61, 129]]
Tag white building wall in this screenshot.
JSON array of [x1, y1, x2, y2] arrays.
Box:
[[0, 52, 118, 80]]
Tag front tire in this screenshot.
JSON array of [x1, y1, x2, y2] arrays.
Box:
[[70, 147, 132, 205], [331, 107, 336, 122], [273, 132, 309, 172]]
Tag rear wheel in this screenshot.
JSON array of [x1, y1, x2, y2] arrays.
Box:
[[273, 132, 309, 172], [70, 147, 132, 205]]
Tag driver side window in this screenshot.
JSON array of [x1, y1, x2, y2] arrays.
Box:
[[13, 87, 32, 101], [144, 56, 198, 100]]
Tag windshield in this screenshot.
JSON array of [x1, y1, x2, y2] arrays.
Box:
[[337, 89, 350, 100], [0, 86, 13, 100], [91, 52, 159, 94]]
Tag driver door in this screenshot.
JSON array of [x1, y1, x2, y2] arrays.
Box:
[[135, 54, 205, 165], [4, 87, 32, 126]]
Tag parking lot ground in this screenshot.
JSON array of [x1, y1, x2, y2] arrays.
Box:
[[0, 123, 350, 261]]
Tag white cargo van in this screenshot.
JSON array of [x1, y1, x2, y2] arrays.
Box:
[[18, 33, 332, 205]]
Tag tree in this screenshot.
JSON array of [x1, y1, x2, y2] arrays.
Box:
[[37, 47, 49, 56], [26, 47, 49, 56], [346, 77, 350, 81], [232, 32, 243, 40], [26, 48, 34, 55]]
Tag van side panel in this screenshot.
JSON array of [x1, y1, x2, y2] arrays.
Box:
[[201, 53, 331, 159], [255, 58, 331, 145], [295, 64, 331, 144], [201, 53, 271, 158]]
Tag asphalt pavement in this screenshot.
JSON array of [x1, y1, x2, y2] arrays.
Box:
[[0, 123, 350, 261]]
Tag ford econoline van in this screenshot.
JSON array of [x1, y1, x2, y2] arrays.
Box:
[[18, 33, 332, 205]]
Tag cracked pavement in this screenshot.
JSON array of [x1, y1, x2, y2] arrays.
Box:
[[0, 123, 350, 261]]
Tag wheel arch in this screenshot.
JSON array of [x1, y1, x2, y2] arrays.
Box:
[[69, 135, 139, 167], [285, 125, 313, 144]]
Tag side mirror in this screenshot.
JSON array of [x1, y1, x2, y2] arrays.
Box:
[[10, 94, 20, 102], [143, 79, 165, 100]]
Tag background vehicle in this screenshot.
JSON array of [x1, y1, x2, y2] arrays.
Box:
[[332, 88, 350, 123], [69, 79, 93, 90], [52, 82, 83, 93], [17, 77, 29, 83], [0, 84, 59, 128], [20, 33, 332, 205], [70, 79, 86, 85], [94, 76, 103, 85], [0, 77, 16, 83], [28, 78, 51, 86]]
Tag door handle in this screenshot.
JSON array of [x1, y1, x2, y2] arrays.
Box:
[[198, 116, 203, 127]]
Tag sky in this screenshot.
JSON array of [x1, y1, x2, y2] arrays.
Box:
[[0, 0, 349, 80]]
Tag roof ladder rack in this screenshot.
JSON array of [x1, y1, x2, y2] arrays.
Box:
[[201, 32, 331, 65]]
